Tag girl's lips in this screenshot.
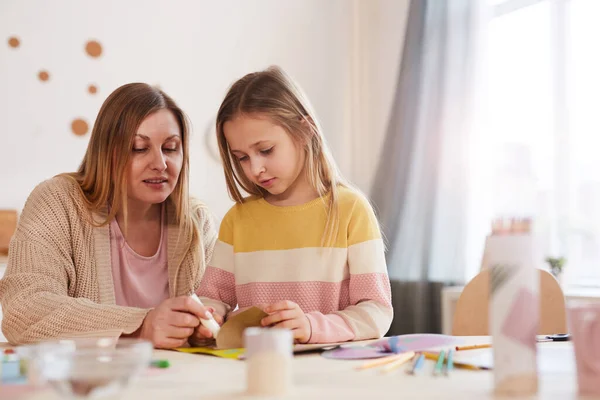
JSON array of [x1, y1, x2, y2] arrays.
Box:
[[260, 178, 276, 187]]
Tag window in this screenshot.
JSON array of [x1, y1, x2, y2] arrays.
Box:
[[480, 0, 600, 287]]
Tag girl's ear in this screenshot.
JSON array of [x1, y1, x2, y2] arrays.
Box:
[[299, 115, 318, 143], [299, 114, 315, 128]]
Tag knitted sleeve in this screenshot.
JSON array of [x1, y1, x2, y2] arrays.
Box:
[[306, 195, 393, 343], [0, 179, 149, 345]]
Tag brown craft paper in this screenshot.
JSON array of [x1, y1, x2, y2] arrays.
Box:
[[216, 307, 268, 349]]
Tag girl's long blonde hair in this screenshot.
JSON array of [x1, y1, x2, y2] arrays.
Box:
[[63, 82, 202, 264], [216, 66, 347, 246]]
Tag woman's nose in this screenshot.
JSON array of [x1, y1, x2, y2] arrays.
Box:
[[151, 149, 167, 171]]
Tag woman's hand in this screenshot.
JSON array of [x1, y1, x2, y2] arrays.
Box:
[[188, 308, 224, 346], [134, 296, 213, 349], [261, 300, 311, 344]]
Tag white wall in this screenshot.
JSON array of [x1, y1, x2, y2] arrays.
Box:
[[0, 0, 408, 219]]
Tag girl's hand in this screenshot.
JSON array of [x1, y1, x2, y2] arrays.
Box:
[[261, 300, 311, 344]]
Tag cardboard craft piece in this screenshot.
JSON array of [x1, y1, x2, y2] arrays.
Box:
[[216, 307, 269, 350]]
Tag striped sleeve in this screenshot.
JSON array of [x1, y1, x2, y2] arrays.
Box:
[[196, 209, 237, 317], [307, 195, 393, 343]]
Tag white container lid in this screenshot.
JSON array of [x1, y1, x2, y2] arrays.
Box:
[[244, 328, 293, 358]]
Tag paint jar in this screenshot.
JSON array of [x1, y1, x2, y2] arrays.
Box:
[[244, 328, 293, 396]]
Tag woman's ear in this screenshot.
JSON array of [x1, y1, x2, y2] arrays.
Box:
[[111, 149, 123, 182]]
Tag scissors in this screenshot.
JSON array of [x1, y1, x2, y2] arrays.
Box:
[[538, 333, 570, 342]]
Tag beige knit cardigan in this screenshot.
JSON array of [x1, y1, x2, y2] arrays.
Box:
[[0, 176, 217, 345]]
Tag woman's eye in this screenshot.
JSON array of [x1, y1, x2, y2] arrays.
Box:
[[260, 147, 274, 155], [163, 147, 178, 152], [238, 155, 249, 162], [132, 148, 147, 153]]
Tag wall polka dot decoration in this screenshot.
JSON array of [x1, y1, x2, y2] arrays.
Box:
[[85, 40, 102, 58], [8, 36, 20, 48], [7, 35, 107, 137], [38, 70, 50, 82], [71, 118, 89, 136]]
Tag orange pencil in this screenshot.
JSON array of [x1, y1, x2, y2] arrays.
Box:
[[455, 344, 492, 351], [422, 352, 485, 371]]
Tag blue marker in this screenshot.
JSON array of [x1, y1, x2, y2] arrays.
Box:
[[445, 349, 454, 376], [407, 353, 425, 375]]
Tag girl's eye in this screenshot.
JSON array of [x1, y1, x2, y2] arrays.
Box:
[[238, 155, 249, 162], [132, 148, 147, 153], [163, 147, 178, 152], [260, 147, 274, 155]]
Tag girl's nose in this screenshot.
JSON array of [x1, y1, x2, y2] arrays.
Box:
[[250, 159, 266, 176]]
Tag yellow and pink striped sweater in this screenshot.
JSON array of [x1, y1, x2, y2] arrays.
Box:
[[197, 187, 393, 343]]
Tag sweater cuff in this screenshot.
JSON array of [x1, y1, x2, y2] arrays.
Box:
[[305, 312, 356, 344], [121, 308, 152, 335], [305, 313, 321, 344]]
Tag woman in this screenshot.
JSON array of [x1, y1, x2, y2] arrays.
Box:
[[0, 83, 217, 348]]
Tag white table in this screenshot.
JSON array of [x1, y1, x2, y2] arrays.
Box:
[[441, 285, 600, 335], [5, 337, 585, 399]]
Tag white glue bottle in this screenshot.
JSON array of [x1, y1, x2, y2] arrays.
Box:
[[190, 294, 221, 338]]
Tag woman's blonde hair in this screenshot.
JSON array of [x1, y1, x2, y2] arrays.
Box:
[[63, 82, 202, 262], [216, 66, 347, 246]]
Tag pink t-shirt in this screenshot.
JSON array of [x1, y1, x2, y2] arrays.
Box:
[[109, 207, 169, 308]]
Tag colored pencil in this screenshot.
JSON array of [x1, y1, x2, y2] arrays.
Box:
[[357, 352, 410, 370], [455, 344, 492, 351], [445, 349, 454, 376], [407, 353, 425, 375], [422, 351, 484, 371], [433, 350, 446, 376], [380, 351, 416, 373]]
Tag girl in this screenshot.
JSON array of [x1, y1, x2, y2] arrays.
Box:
[[0, 83, 217, 348], [194, 66, 392, 344]]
